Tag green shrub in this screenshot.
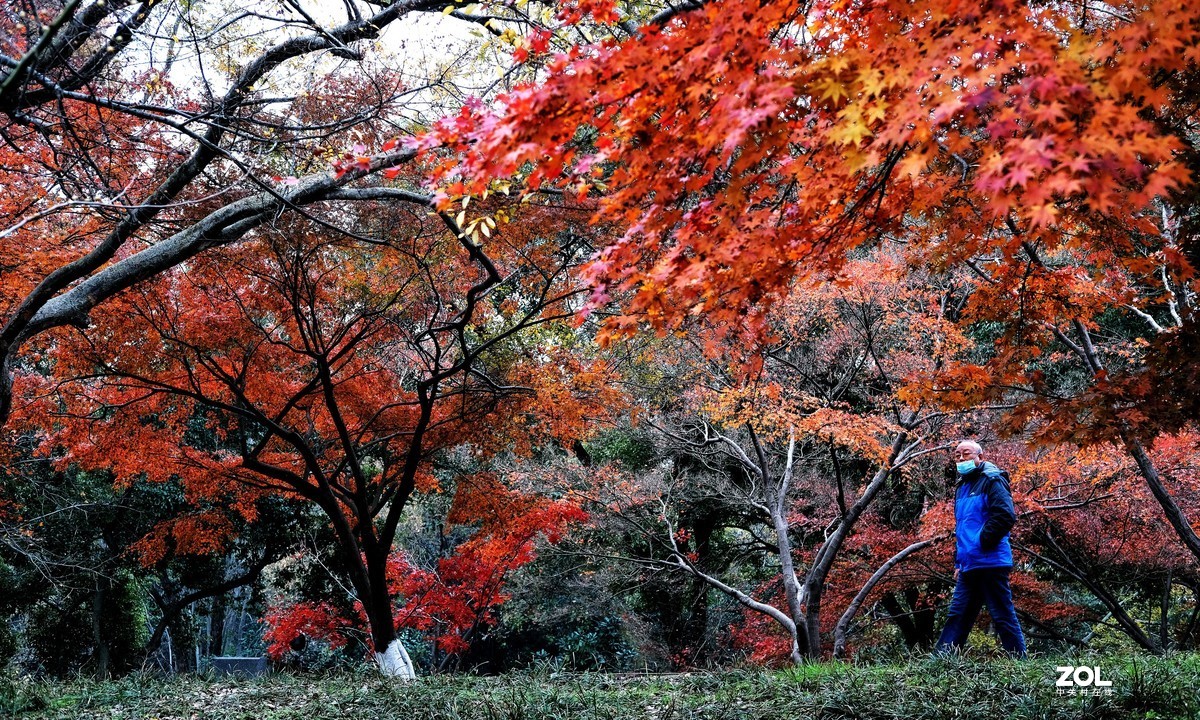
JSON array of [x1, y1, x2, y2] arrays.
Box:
[[99, 570, 150, 675], [25, 602, 90, 677]]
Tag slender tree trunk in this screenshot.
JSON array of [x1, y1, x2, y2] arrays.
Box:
[[164, 627, 174, 674], [907, 587, 938, 648], [657, 425, 924, 665], [1183, 596, 1200, 649], [1019, 538, 1162, 653], [144, 558, 269, 659], [879, 593, 921, 648], [92, 576, 111, 679], [772, 499, 810, 661], [681, 509, 716, 664], [234, 588, 250, 656], [803, 593, 822, 658], [800, 433, 912, 659], [764, 430, 810, 662], [1059, 319, 1200, 566], [832, 537, 938, 658], [210, 593, 227, 657], [1161, 570, 1173, 653], [1123, 433, 1200, 565]]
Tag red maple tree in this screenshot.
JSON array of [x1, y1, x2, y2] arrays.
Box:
[[15, 190, 618, 675]]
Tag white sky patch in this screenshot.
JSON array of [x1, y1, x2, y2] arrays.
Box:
[[122, 0, 526, 133]]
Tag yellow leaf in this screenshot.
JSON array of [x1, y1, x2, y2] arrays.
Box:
[[455, 210, 466, 227], [818, 78, 850, 105], [832, 121, 871, 147]]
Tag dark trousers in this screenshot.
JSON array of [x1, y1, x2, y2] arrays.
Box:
[[936, 566, 1026, 657]]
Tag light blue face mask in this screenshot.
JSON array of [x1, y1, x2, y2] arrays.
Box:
[[956, 460, 977, 475]]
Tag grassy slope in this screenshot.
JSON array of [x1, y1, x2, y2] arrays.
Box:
[[3, 655, 1199, 720]]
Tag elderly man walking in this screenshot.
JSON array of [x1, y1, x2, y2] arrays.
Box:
[[935, 440, 1027, 657]]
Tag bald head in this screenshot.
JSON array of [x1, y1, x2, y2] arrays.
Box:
[[955, 440, 983, 458]]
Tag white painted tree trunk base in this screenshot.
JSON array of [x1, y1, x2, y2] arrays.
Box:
[[375, 638, 416, 679]]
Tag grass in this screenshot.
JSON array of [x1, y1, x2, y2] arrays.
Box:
[[3, 653, 1199, 719]]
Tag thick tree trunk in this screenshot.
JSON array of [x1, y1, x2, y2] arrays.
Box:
[[374, 638, 416, 679], [362, 546, 417, 680], [773, 505, 811, 661], [362, 594, 416, 679], [803, 591, 822, 658], [366, 597, 415, 679]]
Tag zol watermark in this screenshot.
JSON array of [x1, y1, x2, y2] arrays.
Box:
[[1054, 665, 1114, 697]]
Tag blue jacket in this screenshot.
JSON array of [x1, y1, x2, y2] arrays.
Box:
[[954, 461, 1015, 571]]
